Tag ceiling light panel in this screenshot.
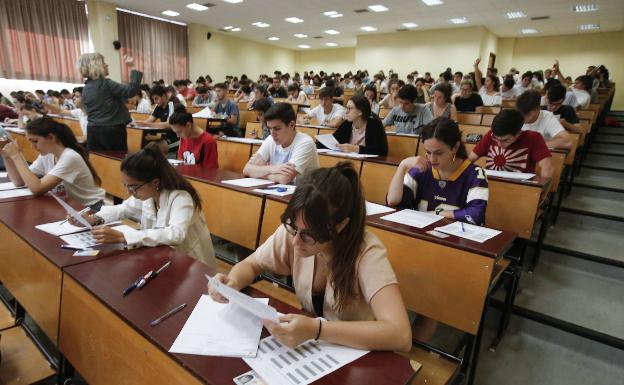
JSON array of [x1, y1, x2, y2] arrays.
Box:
[[579, 23, 600, 30], [294, 33, 308, 38], [285, 17, 304, 23], [402, 22, 418, 28], [325, 29, 340, 35], [326, 43, 338, 47], [186, 3, 209, 11], [161, 10, 180, 16], [506, 11, 527, 19], [252, 22, 270, 28], [421, 0, 443, 5], [368, 4, 389, 12], [361, 26, 377, 32], [449, 17, 467, 24], [573, 4, 598, 12], [521, 28, 538, 34], [298, 45, 310, 49]]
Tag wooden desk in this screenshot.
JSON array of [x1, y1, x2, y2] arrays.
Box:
[[50, 115, 83, 137], [126, 125, 172, 153], [60, 248, 415, 385], [5, 128, 38, 162], [216, 138, 262, 173], [457, 112, 482, 125], [386, 133, 419, 159], [360, 156, 404, 205], [90, 151, 130, 199], [318, 152, 364, 171]]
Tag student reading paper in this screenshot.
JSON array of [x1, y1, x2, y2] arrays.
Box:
[[168, 112, 218, 168], [387, 118, 489, 225], [0, 117, 105, 210], [69, 143, 216, 267], [209, 163, 412, 351]]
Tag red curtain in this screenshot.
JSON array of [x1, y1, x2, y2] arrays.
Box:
[[117, 10, 189, 84], [0, 0, 89, 83]]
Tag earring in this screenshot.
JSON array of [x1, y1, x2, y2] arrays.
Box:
[[452, 152, 456, 162]]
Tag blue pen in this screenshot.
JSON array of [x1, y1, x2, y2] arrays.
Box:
[[265, 186, 287, 192]]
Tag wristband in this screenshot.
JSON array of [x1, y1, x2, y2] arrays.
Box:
[[314, 318, 322, 341]]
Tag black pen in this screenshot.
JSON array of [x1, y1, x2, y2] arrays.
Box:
[[150, 303, 187, 326], [137, 261, 171, 290], [122, 270, 152, 296]]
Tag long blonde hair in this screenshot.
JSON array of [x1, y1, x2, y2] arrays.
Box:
[[77, 53, 107, 80]]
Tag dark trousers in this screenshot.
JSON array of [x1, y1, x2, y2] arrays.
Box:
[[87, 124, 128, 152]]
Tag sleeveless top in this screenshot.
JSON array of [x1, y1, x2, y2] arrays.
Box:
[[427, 102, 452, 119]]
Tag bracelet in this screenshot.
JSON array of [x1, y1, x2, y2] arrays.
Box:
[[314, 319, 322, 341]]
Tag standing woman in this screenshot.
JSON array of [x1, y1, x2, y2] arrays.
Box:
[[78, 53, 143, 151]]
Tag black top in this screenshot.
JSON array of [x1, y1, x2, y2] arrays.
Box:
[[454, 93, 484, 112], [83, 70, 143, 126], [541, 105, 579, 124], [312, 292, 324, 317], [268, 86, 287, 98], [317, 116, 388, 156]]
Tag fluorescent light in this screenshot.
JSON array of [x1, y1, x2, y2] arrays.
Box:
[[402, 22, 418, 28], [421, 0, 443, 5], [361, 26, 377, 32], [506, 11, 527, 19], [329, 13, 343, 18], [267, 37, 280, 41], [325, 43, 338, 47], [186, 3, 209, 11], [574, 4, 598, 12], [298, 45, 310, 49], [223, 26, 233, 30], [323, 11, 338, 16], [579, 23, 600, 30], [368, 4, 389, 12], [325, 29, 340, 35], [285, 17, 304, 23], [161, 10, 180, 16], [521, 28, 538, 34], [294, 33, 308, 38], [449, 17, 467, 24], [222, 0, 244, 3], [252, 22, 270, 28], [230, 27, 241, 32], [117, 8, 187, 25]]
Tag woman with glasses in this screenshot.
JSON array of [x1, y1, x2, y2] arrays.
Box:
[[387, 118, 489, 225], [209, 163, 412, 351], [70, 142, 216, 267], [316, 95, 388, 156]]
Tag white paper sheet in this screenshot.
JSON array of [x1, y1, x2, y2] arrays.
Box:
[[0, 182, 19, 191], [323, 151, 378, 159], [50, 194, 92, 229], [169, 295, 267, 357], [315, 134, 340, 151], [223, 137, 264, 145], [192, 107, 215, 118], [206, 274, 279, 322], [222, 178, 276, 188], [485, 170, 535, 180], [0, 172, 8, 178], [0, 188, 33, 199], [168, 159, 184, 166], [434, 222, 502, 243], [36, 220, 91, 236], [380, 209, 443, 229], [243, 336, 369, 385], [365, 201, 396, 216], [59, 224, 138, 248], [253, 184, 296, 197]]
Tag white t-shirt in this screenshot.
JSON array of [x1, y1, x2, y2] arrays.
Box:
[[521, 110, 565, 141], [136, 98, 152, 114], [253, 132, 320, 178], [513, 84, 530, 95], [540, 92, 579, 108], [29, 147, 106, 206], [69, 109, 87, 136], [571, 88, 590, 109], [479, 86, 502, 106], [307, 104, 345, 126], [501, 88, 520, 100]]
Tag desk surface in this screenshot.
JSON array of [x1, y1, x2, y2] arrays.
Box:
[[63, 247, 416, 385]]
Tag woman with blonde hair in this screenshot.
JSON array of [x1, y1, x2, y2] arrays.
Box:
[[78, 53, 143, 151]]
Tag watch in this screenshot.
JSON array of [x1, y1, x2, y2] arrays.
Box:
[[435, 207, 444, 215]]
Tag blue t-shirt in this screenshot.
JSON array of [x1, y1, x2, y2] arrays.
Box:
[[215, 100, 240, 135]]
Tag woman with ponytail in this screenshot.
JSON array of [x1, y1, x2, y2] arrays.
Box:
[[1, 117, 105, 210], [209, 163, 411, 352], [316, 94, 388, 156], [70, 142, 216, 267]]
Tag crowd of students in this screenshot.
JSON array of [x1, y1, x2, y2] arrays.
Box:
[[0, 52, 612, 352]]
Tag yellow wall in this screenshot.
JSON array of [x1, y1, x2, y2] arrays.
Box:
[[498, 31, 623, 109], [479, 28, 498, 68], [188, 24, 295, 82], [87, 0, 121, 82], [295, 48, 356, 74]]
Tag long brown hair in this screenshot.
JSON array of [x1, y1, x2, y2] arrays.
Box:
[[280, 162, 366, 311], [121, 142, 202, 210], [26, 117, 101, 186]]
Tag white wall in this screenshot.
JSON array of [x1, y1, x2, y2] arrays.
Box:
[[295, 48, 356, 74]]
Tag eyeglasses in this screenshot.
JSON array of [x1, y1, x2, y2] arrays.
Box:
[[124, 181, 149, 194], [283, 221, 319, 245]]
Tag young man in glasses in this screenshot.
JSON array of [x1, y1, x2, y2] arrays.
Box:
[[469, 109, 554, 178], [541, 84, 583, 134]]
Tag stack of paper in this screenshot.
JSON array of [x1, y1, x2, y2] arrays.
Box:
[[192, 107, 214, 118], [253, 184, 296, 197], [169, 295, 268, 357], [365, 201, 395, 216], [315, 134, 340, 151], [485, 170, 535, 180], [380, 209, 443, 228], [222, 178, 275, 188], [434, 222, 502, 243], [0, 182, 20, 191]]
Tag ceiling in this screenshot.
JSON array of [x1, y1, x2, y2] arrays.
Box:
[[111, 0, 624, 50]]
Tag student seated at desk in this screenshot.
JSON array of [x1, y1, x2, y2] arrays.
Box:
[[168, 112, 218, 168], [0, 117, 105, 210], [44, 93, 88, 139], [212, 83, 241, 137], [473, 58, 502, 106], [304, 87, 345, 128], [453, 79, 484, 112], [128, 89, 152, 114], [517, 90, 572, 150], [383, 85, 433, 135], [244, 103, 319, 184], [71, 143, 216, 267], [469, 109, 553, 178], [209, 163, 412, 351], [387, 118, 488, 225], [192, 86, 216, 107], [15, 102, 43, 129], [140, 85, 179, 128], [287, 85, 308, 104], [541, 84, 583, 134], [317, 95, 388, 156], [249, 98, 272, 140]]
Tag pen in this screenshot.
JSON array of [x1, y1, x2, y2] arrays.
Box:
[[137, 261, 171, 290], [460, 222, 465, 232], [122, 270, 152, 296], [150, 303, 187, 326], [61, 244, 88, 251], [264, 186, 287, 192], [59, 207, 90, 225]]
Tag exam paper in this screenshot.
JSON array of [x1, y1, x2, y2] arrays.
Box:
[[0, 188, 32, 199], [243, 336, 369, 385], [253, 184, 296, 197], [59, 224, 137, 249], [222, 178, 276, 188], [36, 220, 91, 236], [315, 134, 340, 151], [0, 172, 8, 178], [0, 182, 20, 191], [169, 295, 267, 358], [223, 137, 264, 145], [365, 201, 396, 216], [206, 274, 279, 322], [50, 194, 92, 229], [192, 107, 214, 118], [380, 209, 443, 229], [323, 151, 378, 159], [434, 222, 502, 243], [485, 170, 535, 180]]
